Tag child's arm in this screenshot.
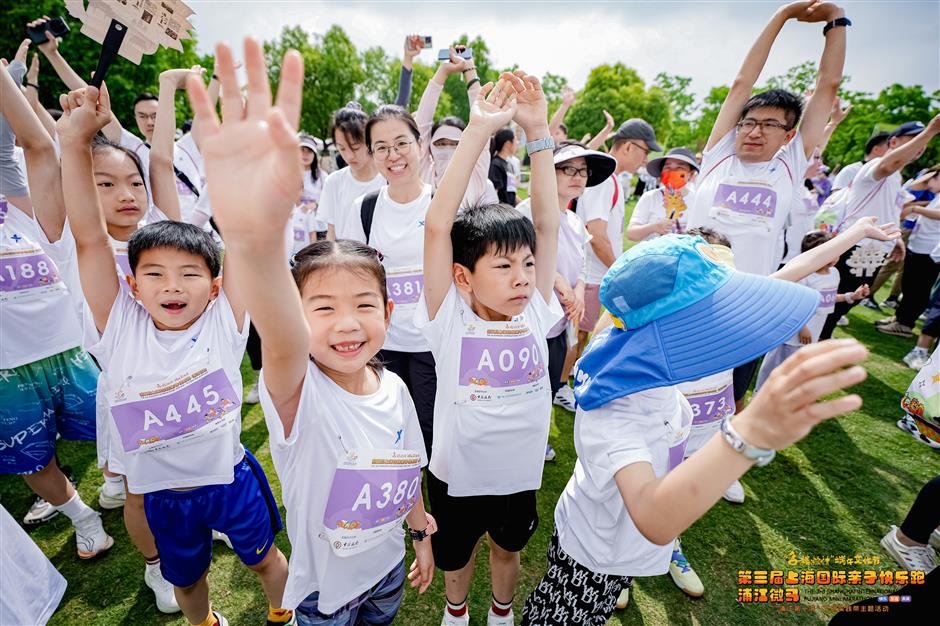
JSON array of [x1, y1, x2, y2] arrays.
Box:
[[423, 77, 517, 320], [509, 71, 558, 302], [404, 501, 434, 593], [770, 216, 899, 282], [0, 56, 64, 240], [909, 204, 940, 220], [706, 1, 827, 151], [586, 110, 615, 151], [187, 39, 308, 434], [56, 86, 121, 333], [874, 114, 940, 181], [798, 326, 812, 345], [150, 67, 203, 222], [615, 339, 867, 545], [23, 54, 58, 139], [836, 283, 868, 304], [627, 219, 675, 242], [548, 85, 574, 139]]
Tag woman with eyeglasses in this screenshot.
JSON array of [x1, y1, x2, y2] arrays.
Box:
[[337, 105, 438, 458], [515, 143, 616, 459]]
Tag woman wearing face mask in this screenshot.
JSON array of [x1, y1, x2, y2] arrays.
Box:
[[626, 147, 699, 242], [415, 47, 498, 207]]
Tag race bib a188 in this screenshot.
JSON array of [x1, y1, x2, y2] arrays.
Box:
[[0, 248, 65, 304], [322, 449, 422, 557], [110, 364, 241, 454]]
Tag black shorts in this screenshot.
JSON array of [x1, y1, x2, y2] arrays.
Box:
[[379, 350, 437, 458], [546, 331, 569, 397], [426, 471, 539, 571], [732, 356, 762, 402]]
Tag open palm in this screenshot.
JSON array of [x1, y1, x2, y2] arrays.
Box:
[[186, 39, 304, 241], [508, 71, 548, 132], [469, 78, 517, 134]]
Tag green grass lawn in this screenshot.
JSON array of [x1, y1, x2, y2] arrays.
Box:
[[2, 198, 936, 625]]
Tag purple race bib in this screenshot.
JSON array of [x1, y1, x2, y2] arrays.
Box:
[[687, 385, 735, 426], [0, 252, 60, 292], [322, 449, 422, 557], [668, 438, 689, 472], [293, 228, 308, 242], [110, 367, 241, 453], [818, 288, 837, 312], [713, 184, 777, 218], [386, 273, 423, 305]]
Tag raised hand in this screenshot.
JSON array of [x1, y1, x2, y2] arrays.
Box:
[[848, 216, 900, 242], [186, 38, 304, 242], [603, 109, 615, 129], [27, 17, 59, 54], [161, 65, 204, 90], [14, 38, 29, 66], [506, 70, 548, 134], [404, 34, 424, 62], [444, 46, 473, 74], [468, 77, 517, 135], [561, 85, 576, 107], [780, 1, 823, 21], [829, 97, 852, 125], [26, 53, 39, 86], [56, 85, 112, 143], [926, 113, 940, 136]]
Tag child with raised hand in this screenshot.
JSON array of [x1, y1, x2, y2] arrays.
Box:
[[58, 76, 290, 626], [187, 39, 434, 625], [419, 71, 562, 626]]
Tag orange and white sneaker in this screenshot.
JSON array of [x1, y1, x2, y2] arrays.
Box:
[[74, 511, 114, 559]]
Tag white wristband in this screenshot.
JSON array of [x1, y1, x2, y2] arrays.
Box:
[[844, 293, 855, 304]]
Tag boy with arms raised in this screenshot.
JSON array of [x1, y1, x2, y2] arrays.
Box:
[[57, 84, 290, 626], [419, 72, 562, 626]]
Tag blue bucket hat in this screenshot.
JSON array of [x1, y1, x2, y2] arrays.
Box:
[[573, 235, 819, 411]]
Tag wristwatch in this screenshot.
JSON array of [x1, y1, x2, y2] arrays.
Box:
[[823, 17, 852, 36], [526, 136, 555, 155], [720, 418, 776, 467], [409, 527, 428, 542]]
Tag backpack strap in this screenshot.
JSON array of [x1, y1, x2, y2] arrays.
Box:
[[610, 175, 620, 210], [360, 190, 381, 244]]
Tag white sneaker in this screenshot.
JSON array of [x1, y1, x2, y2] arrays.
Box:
[[23, 497, 59, 525], [615, 580, 632, 609], [722, 480, 745, 504], [553, 385, 576, 412], [880, 525, 938, 573], [244, 382, 260, 404], [836, 316, 849, 327], [74, 511, 114, 559], [441, 608, 470, 626], [212, 529, 233, 549], [144, 564, 181, 613], [212, 612, 230, 626], [903, 348, 930, 371], [98, 480, 126, 509], [486, 608, 514, 626]]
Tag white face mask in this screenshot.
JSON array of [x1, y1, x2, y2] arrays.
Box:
[[430, 144, 457, 183]]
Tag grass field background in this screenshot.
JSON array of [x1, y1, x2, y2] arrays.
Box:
[[2, 196, 936, 625]]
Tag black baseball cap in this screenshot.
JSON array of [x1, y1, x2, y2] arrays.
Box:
[[890, 121, 925, 138], [864, 132, 890, 155], [612, 119, 661, 152]]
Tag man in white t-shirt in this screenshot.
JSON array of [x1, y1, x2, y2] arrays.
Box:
[[832, 132, 890, 190], [684, 1, 848, 406], [575, 118, 660, 354], [820, 117, 940, 339]]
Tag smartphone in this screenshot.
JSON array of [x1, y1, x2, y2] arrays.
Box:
[[422, 36, 432, 49], [27, 16, 69, 46], [437, 47, 473, 62]]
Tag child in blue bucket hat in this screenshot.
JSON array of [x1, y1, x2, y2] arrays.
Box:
[[521, 217, 897, 625]]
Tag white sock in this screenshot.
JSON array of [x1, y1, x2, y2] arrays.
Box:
[[55, 492, 96, 523]]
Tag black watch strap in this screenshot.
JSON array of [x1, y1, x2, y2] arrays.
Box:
[[823, 17, 851, 36], [409, 527, 428, 541]]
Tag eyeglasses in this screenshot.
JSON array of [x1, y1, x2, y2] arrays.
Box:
[[135, 113, 158, 121], [556, 165, 592, 178], [736, 118, 790, 133], [372, 139, 415, 160], [626, 141, 650, 156]]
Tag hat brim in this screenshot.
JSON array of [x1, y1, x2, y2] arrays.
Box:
[[575, 271, 819, 411], [585, 153, 617, 187], [646, 153, 699, 179]]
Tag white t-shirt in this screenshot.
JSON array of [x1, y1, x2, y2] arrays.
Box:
[[629, 187, 693, 240], [120, 129, 203, 214], [0, 504, 67, 625], [677, 370, 734, 458], [318, 168, 386, 238], [517, 199, 591, 338], [301, 170, 326, 231], [554, 385, 692, 576], [577, 175, 626, 284], [507, 155, 521, 194], [290, 206, 317, 257], [259, 363, 426, 613], [342, 185, 432, 352], [908, 196, 940, 255], [781, 186, 820, 264], [416, 284, 563, 496], [686, 130, 809, 276], [85, 289, 248, 494], [837, 159, 911, 253], [0, 202, 82, 369], [786, 268, 840, 346], [833, 160, 863, 190]]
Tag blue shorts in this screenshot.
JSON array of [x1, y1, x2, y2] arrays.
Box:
[[143, 449, 283, 587], [295, 560, 405, 626], [0, 347, 98, 474]]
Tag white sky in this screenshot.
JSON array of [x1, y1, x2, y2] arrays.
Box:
[[187, 1, 940, 106]]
